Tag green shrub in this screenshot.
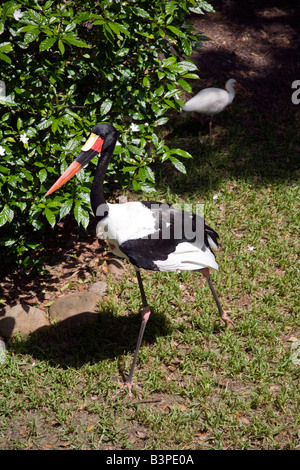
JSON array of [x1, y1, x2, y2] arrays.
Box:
[[0, 0, 213, 269]]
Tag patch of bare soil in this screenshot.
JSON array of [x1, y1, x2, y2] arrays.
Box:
[[0, 218, 109, 312]]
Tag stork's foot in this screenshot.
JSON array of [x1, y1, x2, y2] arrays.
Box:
[[112, 379, 134, 398], [220, 310, 235, 328], [211, 132, 220, 139]]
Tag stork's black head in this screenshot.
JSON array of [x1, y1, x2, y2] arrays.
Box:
[[91, 122, 117, 137], [91, 123, 118, 152]]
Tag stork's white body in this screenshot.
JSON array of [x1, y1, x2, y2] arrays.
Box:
[[97, 201, 219, 273]]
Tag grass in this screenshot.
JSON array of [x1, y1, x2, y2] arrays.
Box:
[[0, 98, 299, 450]]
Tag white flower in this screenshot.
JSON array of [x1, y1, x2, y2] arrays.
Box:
[[213, 194, 218, 200], [247, 245, 255, 251], [20, 133, 29, 144], [0, 145, 5, 156], [13, 9, 24, 21], [130, 123, 139, 132]]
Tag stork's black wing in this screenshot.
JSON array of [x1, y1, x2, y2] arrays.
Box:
[[119, 201, 219, 271]]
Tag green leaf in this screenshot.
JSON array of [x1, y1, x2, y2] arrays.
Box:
[[38, 168, 47, 183], [19, 25, 39, 33], [74, 12, 92, 23], [0, 204, 14, 226], [0, 165, 10, 175], [144, 166, 155, 183], [181, 38, 192, 56], [62, 114, 75, 126], [74, 202, 89, 229], [168, 61, 198, 74], [0, 52, 11, 64], [107, 22, 129, 36], [108, 21, 120, 35], [24, 29, 39, 44], [182, 73, 200, 79], [152, 133, 159, 148], [132, 179, 141, 192], [170, 148, 193, 159], [165, 2, 178, 15], [167, 25, 186, 38], [0, 42, 13, 53], [63, 34, 89, 48], [163, 56, 177, 68], [153, 85, 164, 97], [169, 156, 186, 174], [0, 238, 15, 247], [17, 117, 23, 131], [58, 39, 65, 55], [51, 119, 60, 133], [65, 22, 76, 33], [92, 19, 105, 26], [127, 144, 144, 156], [39, 37, 56, 52], [115, 47, 130, 57], [60, 199, 73, 219], [121, 166, 138, 173], [143, 76, 150, 88], [27, 8, 43, 26], [37, 117, 54, 130], [190, 3, 215, 14], [178, 78, 192, 92], [46, 201, 61, 208], [140, 182, 155, 193], [138, 167, 147, 182], [44, 207, 56, 227], [64, 137, 81, 152], [155, 117, 169, 126], [132, 7, 151, 18], [100, 99, 113, 116], [0, 94, 16, 105]]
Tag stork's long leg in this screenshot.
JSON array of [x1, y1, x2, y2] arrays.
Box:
[[124, 269, 151, 396], [201, 268, 234, 327], [209, 116, 213, 136]]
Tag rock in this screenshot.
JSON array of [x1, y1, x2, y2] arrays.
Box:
[[0, 304, 50, 339], [48, 291, 101, 327], [0, 338, 6, 364], [107, 258, 126, 276], [89, 281, 107, 297]]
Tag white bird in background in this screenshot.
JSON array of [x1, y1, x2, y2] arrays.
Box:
[[182, 78, 244, 135]]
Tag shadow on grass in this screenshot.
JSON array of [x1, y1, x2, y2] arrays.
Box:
[[154, 99, 299, 202], [9, 305, 172, 371]]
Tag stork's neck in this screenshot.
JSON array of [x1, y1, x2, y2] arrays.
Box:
[[90, 144, 114, 220], [227, 84, 236, 104]]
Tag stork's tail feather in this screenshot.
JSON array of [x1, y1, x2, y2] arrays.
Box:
[[204, 224, 219, 251]]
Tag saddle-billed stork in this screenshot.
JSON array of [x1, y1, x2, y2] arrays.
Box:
[[182, 78, 244, 135], [46, 123, 233, 395]]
